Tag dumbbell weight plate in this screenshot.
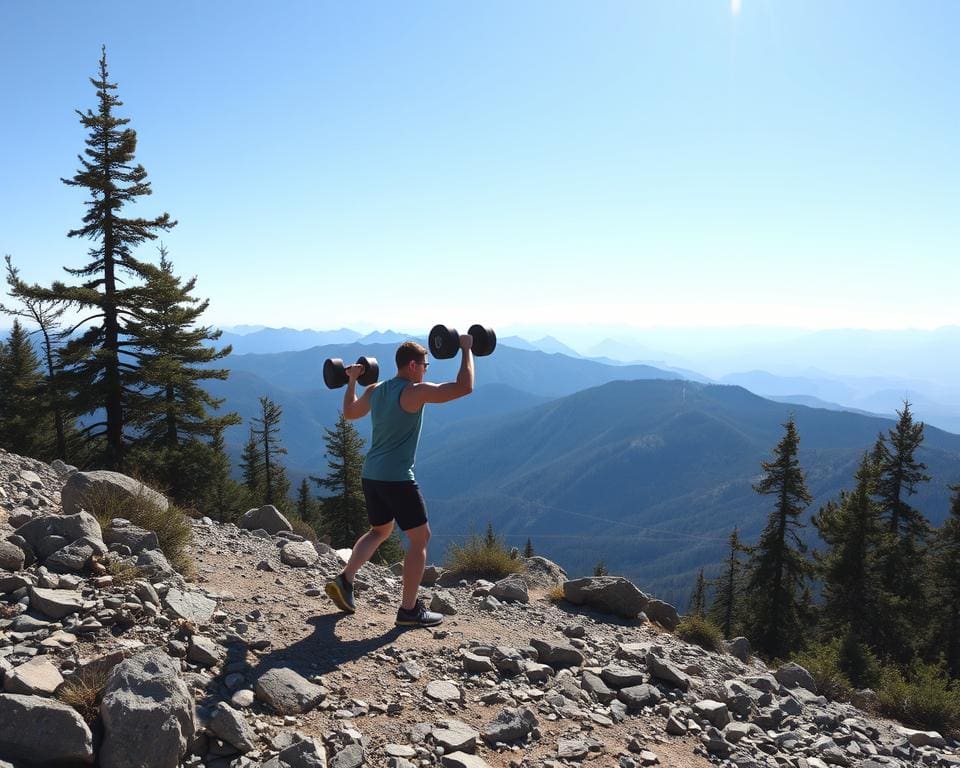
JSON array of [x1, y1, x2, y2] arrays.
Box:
[[468, 325, 497, 357], [357, 356, 380, 386], [428, 324, 460, 359], [323, 358, 347, 389]]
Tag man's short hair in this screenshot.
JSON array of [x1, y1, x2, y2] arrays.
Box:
[[396, 341, 428, 369]]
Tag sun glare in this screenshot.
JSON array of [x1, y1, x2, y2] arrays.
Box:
[[731, 0, 742, 15]]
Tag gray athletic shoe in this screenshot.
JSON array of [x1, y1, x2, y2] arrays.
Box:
[[325, 574, 355, 613], [395, 598, 443, 627]]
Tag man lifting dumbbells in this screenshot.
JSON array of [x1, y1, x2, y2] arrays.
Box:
[[326, 326, 493, 627]]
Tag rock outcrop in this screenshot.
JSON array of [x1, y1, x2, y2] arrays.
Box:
[[1, 448, 958, 768]]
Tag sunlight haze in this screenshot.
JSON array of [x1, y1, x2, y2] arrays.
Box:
[[1, 1, 957, 339]]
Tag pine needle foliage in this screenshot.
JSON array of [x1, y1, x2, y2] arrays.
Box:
[[743, 417, 813, 660]]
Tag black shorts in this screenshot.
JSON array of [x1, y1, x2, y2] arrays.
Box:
[[362, 478, 428, 531]]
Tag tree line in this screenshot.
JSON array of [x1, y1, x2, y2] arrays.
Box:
[[0, 49, 399, 561], [690, 405, 960, 703]]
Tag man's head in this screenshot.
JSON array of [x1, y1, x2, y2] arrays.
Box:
[[396, 341, 429, 382]]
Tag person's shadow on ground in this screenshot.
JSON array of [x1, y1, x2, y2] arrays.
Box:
[[247, 613, 407, 679]]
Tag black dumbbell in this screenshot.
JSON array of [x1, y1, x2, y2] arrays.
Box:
[[323, 356, 379, 389], [428, 324, 497, 359]]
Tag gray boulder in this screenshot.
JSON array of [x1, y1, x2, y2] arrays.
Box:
[[99, 649, 196, 768], [61, 470, 168, 516], [255, 667, 326, 714], [529, 638, 584, 669], [562, 576, 649, 618], [520, 555, 567, 589], [46, 538, 105, 574], [725, 636, 751, 662], [240, 505, 292, 535], [208, 701, 256, 753], [3, 657, 64, 696], [164, 589, 217, 623], [103, 519, 159, 554], [481, 706, 538, 744], [0, 541, 25, 571], [15, 512, 101, 553], [774, 662, 817, 693], [29, 586, 85, 619], [489, 575, 529, 604], [646, 653, 691, 691], [0, 693, 94, 765], [136, 548, 176, 578], [644, 599, 679, 630], [281, 540, 319, 567]]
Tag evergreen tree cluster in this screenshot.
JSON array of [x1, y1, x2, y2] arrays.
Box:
[[695, 405, 960, 693], [1, 48, 397, 562]]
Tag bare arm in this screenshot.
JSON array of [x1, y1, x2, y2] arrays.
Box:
[[342, 364, 377, 420], [401, 335, 474, 412]]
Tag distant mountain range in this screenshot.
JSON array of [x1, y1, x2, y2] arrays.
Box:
[[201, 334, 960, 607], [414, 379, 960, 606]]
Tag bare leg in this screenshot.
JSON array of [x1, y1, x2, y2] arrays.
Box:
[[342, 522, 394, 582], [401, 523, 431, 610]]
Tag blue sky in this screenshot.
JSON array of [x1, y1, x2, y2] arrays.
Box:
[[1, 1, 958, 338]]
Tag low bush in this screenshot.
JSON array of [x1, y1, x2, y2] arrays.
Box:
[[81, 483, 195, 579], [794, 638, 855, 702], [878, 661, 960, 737], [444, 532, 526, 581], [289, 517, 319, 542], [675, 615, 725, 653]]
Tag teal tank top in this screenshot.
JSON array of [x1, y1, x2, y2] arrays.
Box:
[[361, 377, 424, 481]]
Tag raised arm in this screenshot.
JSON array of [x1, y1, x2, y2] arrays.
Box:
[[342, 363, 377, 420], [401, 335, 474, 412]]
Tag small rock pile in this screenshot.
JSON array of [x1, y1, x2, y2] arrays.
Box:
[[1, 447, 959, 768]]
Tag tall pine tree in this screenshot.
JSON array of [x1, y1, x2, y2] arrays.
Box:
[[0, 320, 53, 457], [743, 417, 813, 660], [55, 47, 176, 468], [2, 256, 74, 460], [926, 485, 960, 678], [251, 397, 289, 510], [123, 245, 239, 499], [812, 452, 883, 642], [313, 413, 367, 550], [871, 403, 931, 663], [708, 527, 744, 639]]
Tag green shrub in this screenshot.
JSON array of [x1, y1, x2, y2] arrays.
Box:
[[444, 532, 526, 581], [794, 638, 855, 702], [878, 661, 960, 737], [81, 483, 195, 579], [675, 615, 725, 653], [289, 516, 319, 542]]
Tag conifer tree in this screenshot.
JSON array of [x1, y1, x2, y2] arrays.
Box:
[[295, 477, 321, 527], [708, 527, 745, 639], [524, 538, 534, 558], [0, 320, 52, 457], [926, 485, 960, 678], [202, 427, 247, 522], [689, 568, 706, 618], [313, 413, 367, 550], [871, 403, 931, 663], [239, 427, 263, 501], [126, 246, 238, 447], [812, 452, 883, 642], [2, 256, 73, 460], [18, 48, 176, 468], [743, 417, 813, 659], [251, 396, 289, 509]]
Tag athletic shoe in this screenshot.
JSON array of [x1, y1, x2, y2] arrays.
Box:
[[325, 574, 355, 613], [395, 598, 443, 627]]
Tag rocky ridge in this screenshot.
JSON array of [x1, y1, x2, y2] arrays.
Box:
[[0, 447, 957, 768]]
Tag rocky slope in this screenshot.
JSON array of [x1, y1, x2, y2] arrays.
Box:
[[0, 447, 957, 768]]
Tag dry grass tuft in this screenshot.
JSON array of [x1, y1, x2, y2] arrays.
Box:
[[444, 533, 527, 582], [79, 483, 195, 579], [56, 661, 114, 724]]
